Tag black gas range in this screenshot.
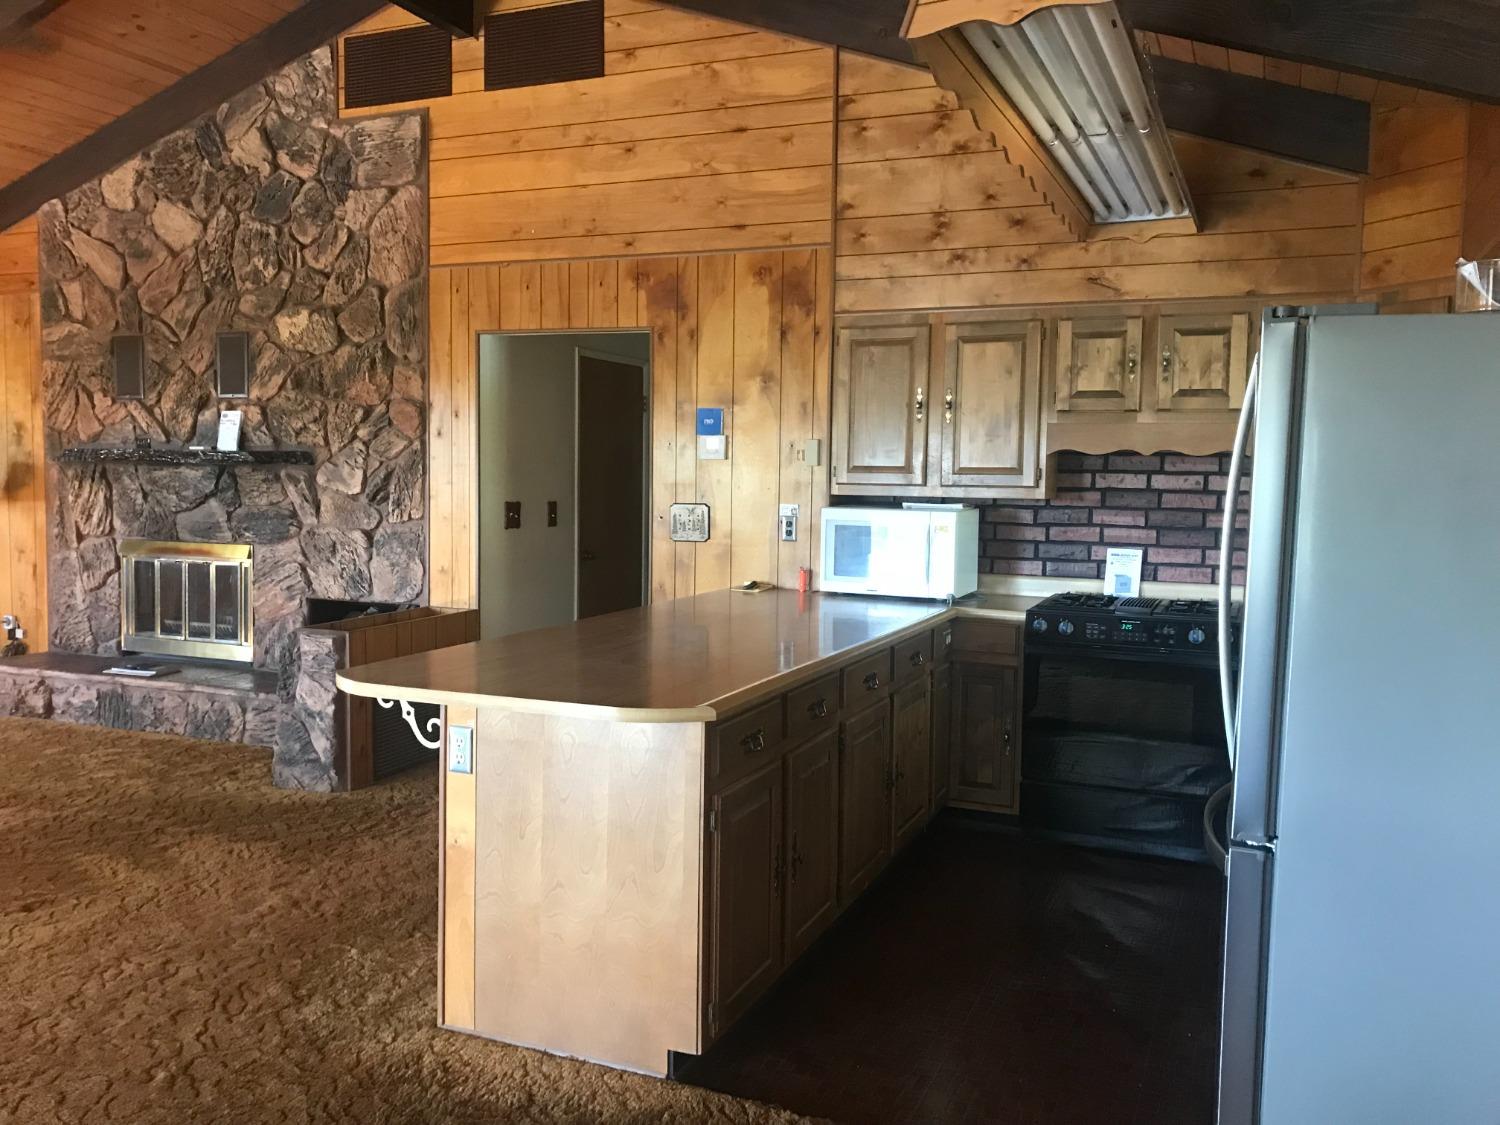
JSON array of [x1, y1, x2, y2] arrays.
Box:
[[1021, 591, 1237, 862], [1024, 591, 1236, 664]]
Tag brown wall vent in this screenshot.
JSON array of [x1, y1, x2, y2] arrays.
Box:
[[484, 0, 605, 91], [344, 24, 453, 109]]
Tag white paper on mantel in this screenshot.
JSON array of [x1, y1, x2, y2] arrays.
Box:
[[1103, 547, 1143, 597], [216, 410, 243, 452]]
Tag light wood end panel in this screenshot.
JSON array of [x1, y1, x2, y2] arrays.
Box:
[[441, 703, 478, 1031], [0, 287, 46, 650]]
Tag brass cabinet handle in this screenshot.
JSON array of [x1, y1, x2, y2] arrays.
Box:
[[909, 650, 925, 667], [1161, 348, 1173, 379], [808, 698, 828, 719], [741, 728, 767, 754], [863, 672, 881, 691], [915, 385, 925, 422], [943, 390, 954, 425], [1126, 347, 1137, 380]]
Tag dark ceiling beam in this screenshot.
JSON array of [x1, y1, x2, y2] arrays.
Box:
[[0, 0, 65, 37], [0, 0, 384, 231], [666, 0, 915, 64], [392, 0, 479, 38], [1119, 0, 1500, 105], [1149, 56, 1371, 174]]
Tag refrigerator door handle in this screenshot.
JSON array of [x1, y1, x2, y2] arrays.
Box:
[[1219, 354, 1259, 766]]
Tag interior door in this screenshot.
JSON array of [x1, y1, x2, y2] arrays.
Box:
[[940, 320, 1042, 489], [1054, 315, 1143, 413], [784, 728, 840, 961], [576, 352, 646, 618], [1155, 311, 1251, 413], [832, 322, 931, 488]]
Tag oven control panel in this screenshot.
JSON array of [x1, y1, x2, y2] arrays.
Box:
[[1024, 594, 1238, 662]]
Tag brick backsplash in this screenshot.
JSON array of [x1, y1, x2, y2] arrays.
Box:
[[978, 452, 1249, 585]]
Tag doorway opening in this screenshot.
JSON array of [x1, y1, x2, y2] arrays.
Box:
[[477, 331, 650, 640]]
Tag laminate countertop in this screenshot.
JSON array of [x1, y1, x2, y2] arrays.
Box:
[[336, 589, 1039, 723]]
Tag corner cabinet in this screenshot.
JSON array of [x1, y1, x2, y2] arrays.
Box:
[[832, 315, 1048, 499]]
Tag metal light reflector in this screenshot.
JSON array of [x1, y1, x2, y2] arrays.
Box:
[[961, 3, 1190, 223]]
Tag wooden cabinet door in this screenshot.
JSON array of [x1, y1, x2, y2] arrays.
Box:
[[930, 662, 953, 812], [710, 761, 783, 1035], [891, 677, 931, 852], [1055, 315, 1143, 413], [940, 320, 1043, 489], [950, 664, 1019, 813], [839, 701, 892, 901], [832, 322, 931, 488], [784, 728, 840, 961], [1155, 311, 1251, 413]]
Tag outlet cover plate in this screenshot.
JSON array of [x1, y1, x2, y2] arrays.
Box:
[[449, 725, 474, 774]]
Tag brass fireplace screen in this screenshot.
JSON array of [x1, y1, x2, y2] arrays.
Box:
[[119, 540, 254, 663]]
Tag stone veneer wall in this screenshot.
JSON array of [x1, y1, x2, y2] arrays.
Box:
[[36, 48, 427, 788]]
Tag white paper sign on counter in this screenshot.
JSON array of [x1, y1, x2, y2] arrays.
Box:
[[1103, 547, 1143, 596], [216, 410, 243, 452]]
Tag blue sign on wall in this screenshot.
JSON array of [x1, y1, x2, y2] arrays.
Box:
[[696, 407, 724, 436]]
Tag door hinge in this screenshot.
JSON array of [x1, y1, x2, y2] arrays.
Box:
[[707, 1001, 716, 1031], [707, 808, 718, 833]]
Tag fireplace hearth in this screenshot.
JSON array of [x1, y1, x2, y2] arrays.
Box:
[[119, 540, 254, 664]]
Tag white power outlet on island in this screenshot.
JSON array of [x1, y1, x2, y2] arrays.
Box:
[[448, 726, 474, 775]]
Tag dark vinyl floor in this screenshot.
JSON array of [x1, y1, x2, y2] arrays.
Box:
[[677, 816, 1225, 1125]]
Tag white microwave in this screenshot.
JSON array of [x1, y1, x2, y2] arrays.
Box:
[[820, 506, 979, 600]]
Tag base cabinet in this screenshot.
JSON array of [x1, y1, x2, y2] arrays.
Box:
[[950, 663, 1020, 813], [784, 728, 841, 961], [891, 677, 932, 851], [930, 662, 953, 810], [709, 763, 783, 1036], [839, 700, 892, 901]]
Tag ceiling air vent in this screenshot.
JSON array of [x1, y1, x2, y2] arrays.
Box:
[[484, 0, 605, 91], [344, 24, 453, 109]]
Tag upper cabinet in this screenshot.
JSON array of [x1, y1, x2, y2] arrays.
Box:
[[832, 322, 931, 489], [940, 320, 1044, 491], [1155, 311, 1251, 414], [1054, 315, 1143, 414], [832, 314, 1046, 499]]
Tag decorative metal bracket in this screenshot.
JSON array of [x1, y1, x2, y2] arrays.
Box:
[[377, 697, 442, 750]]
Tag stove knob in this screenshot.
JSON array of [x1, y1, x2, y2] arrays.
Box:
[[1057, 619, 1074, 637], [1030, 617, 1049, 634], [1187, 626, 1207, 646]]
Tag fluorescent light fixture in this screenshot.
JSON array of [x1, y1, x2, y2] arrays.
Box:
[[961, 3, 1191, 224]]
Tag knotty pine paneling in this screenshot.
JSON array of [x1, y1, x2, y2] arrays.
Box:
[[837, 53, 1364, 312], [340, 2, 836, 265], [1360, 102, 1470, 306], [0, 282, 47, 649], [1464, 104, 1500, 263], [0, 216, 37, 295], [427, 251, 832, 608]]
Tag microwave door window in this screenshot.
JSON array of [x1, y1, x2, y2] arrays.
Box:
[[832, 522, 873, 580]]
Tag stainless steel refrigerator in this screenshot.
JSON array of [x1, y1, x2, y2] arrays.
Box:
[[1213, 308, 1500, 1124]]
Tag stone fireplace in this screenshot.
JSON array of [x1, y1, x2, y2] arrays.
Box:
[[119, 539, 254, 663]]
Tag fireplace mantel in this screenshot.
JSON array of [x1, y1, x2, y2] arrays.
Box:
[[56, 445, 315, 467]]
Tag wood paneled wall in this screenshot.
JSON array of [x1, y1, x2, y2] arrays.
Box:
[[834, 55, 1364, 313], [427, 251, 832, 608], [1360, 103, 1469, 304], [341, 2, 836, 266], [1465, 105, 1500, 262], [0, 269, 46, 648], [0, 216, 36, 295]]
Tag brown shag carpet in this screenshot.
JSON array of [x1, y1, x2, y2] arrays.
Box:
[[0, 718, 815, 1125]]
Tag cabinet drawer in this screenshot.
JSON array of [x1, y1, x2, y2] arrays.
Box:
[[894, 631, 935, 684], [951, 619, 1019, 659], [842, 648, 894, 707], [787, 673, 841, 744], [710, 698, 786, 791]]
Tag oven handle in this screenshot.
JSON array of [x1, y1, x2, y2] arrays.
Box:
[[1218, 352, 1259, 769]]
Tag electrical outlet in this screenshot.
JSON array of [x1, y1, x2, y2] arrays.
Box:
[[779, 503, 799, 542], [448, 725, 474, 774]]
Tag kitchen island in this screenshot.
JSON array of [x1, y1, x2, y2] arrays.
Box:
[[338, 588, 1033, 1074]]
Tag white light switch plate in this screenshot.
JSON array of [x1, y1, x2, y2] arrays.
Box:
[[448, 725, 474, 774]]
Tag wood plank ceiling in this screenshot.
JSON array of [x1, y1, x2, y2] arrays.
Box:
[[0, 0, 385, 229]]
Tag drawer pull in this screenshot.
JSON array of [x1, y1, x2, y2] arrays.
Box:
[[863, 672, 881, 691], [807, 698, 829, 719], [740, 728, 767, 754], [909, 650, 925, 668]]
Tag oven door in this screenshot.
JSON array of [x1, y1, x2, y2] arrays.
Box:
[[1021, 647, 1231, 858]]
